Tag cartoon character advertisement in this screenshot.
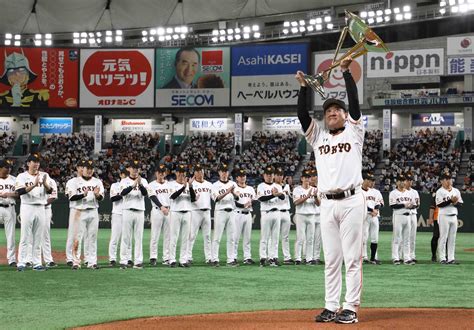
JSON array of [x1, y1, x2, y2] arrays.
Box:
[[312, 53, 363, 106], [0, 47, 79, 109]]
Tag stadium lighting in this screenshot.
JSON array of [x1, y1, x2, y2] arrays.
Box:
[[368, 11, 375, 17], [367, 18, 375, 24], [324, 16, 331, 22], [253, 32, 261, 38], [291, 21, 298, 27], [5, 33, 12, 39], [404, 12, 412, 19], [439, 8, 447, 14], [315, 24, 323, 31], [142, 30, 148, 36], [291, 27, 298, 34], [376, 16, 383, 23], [212, 29, 218, 36], [327, 23, 334, 29], [403, 5, 411, 12], [73, 38, 80, 44], [384, 15, 391, 22], [14, 40, 20, 46], [243, 26, 251, 33], [227, 35, 233, 41], [157, 28, 165, 35], [385, 9, 392, 15], [307, 25, 314, 32], [283, 21, 290, 27], [181, 26, 188, 33], [299, 20, 305, 26], [34, 40, 42, 46], [4, 40, 11, 45], [376, 10, 383, 16], [219, 36, 225, 42], [80, 38, 87, 44], [158, 36, 165, 42], [142, 36, 147, 42], [459, 4, 469, 11], [395, 13, 404, 20], [451, 5, 459, 12], [440, 1, 446, 6], [219, 29, 226, 35], [252, 25, 259, 31], [235, 28, 241, 34], [360, 11, 368, 18], [35, 34, 42, 40], [166, 28, 173, 34], [393, 7, 401, 14], [243, 32, 250, 39], [235, 34, 241, 40], [211, 36, 218, 42], [105, 36, 113, 43], [14, 34, 21, 40], [299, 26, 306, 33]]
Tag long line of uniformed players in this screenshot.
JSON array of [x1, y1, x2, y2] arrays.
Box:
[[0, 154, 463, 270]]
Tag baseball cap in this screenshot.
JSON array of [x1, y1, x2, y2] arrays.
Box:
[[194, 164, 204, 172], [440, 171, 452, 180], [323, 98, 347, 113], [263, 166, 274, 175], [84, 160, 94, 168], [76, 160, 86, 168], [235, 168, 246, 177], [218, 164, 229, 172], [275, 168, 284, 176], [301, 169, 311, 178], [155, 164, 167, 173], [405, 173, 414, 181], [0, 159, 12, 168], [362, 172, 375, 180], [128, 160, 140, 168], [27, 153, 40, 162], [176, 164, 187, 173], [119, 168, 129, 175], [396, 174, 406, 182]]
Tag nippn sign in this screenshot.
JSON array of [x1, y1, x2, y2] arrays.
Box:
[[367, 49, 444, 78]]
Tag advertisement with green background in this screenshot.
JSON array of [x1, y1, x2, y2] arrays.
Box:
[[155, 46, 230, 107]]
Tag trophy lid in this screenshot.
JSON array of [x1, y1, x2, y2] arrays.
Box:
[[345, 11, 390, 53]]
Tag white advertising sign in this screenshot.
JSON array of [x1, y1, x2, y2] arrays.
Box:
[[367, 49, 444, 78], [263, 117, 301, 130], [447, 36, 474, 56], [382, 109, 391, 152], [313, 53, 364, 106], [447, 56, 474, 75], [189, 118, 227, 131], [0, 117, 12, 132], [113, 119, 153, 133]]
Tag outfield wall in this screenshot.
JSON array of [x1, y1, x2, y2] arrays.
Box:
[[10, 193, 473, 232]]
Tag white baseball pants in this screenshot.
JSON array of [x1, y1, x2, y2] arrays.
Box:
[[233, 211, 252, 261], [169, 210, 191, 264], [313, 215, 322, 261], [120, 209, 144, 265], [0, 205, 16, 264], [259, 210, 280, 260], [212, 210, 235, 263], [188, 209, 211, 262], [391, 214, 411, 262], [150, 207, 170, 261], [18, 204, 45, 268], [409, 214, 417, 260], [294, 214, 315, 262], [438, 214, 458, 262], [279, 210, 292, 260], [42, 207, 54, 264], [108, 213, 122, 262]]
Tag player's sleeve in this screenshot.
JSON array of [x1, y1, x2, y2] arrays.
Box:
[[50, 180, 58, 199], [147, 183, 156, 197], [292, 187, 301, 202], [376, 191, 384, 206], [435, 190, 443, 205], [211, 182, 220, 201], [456, 189, 464, 204], [304, 118, 321, 147], [256, 184, 264, 199], [15, 174, 26, 190], [389, 191, 397, 206], [98, 180, 105, 197]]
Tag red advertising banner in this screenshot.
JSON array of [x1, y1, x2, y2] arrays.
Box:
[[0, 47, 79, 108], [80, 49, 154, 108]]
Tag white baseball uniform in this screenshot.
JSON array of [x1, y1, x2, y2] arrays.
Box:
[[293, 185, 316, 262], [312, 189, 322, 262], [108, 181, 123, 262], [211, 180, 237, 263], [305, 114, 366, 313], [275, 183, 292, 261], [15, 171, 52, 268], [406, 187, 420, 260], [65, 177, 86, 264], [148, 180, 171, 262], [436, 187, 463, 263], [188, 179, 212, 262], [257, 182, 282, 261], [0, 174, 17, 265], [233, 184, 256, 261], [389, 188, 412, 263], [168, 180, 193, 264], [119, 176, 149, 266], [42, 179, 58, 264], [66, 176, 104, 267], [362, 187, 384, 260]]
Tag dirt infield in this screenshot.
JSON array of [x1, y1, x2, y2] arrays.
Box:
[[0, 247, 108, 264], [78, 308, 474, 329]]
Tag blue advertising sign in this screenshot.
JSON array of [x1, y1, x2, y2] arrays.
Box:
[[412, 113, 455, 127], [39, 117, 73, 134], [231, 43, 308, 106]]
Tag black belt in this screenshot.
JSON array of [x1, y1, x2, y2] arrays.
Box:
[[446, 214, 457, 216], [199, 208, 210, 211], [280, 210, 289, 213], [235, 209, 250, 214], [324, 189, 355, 200], [177, 210, 189, 213], [265, 208, 279, 213], [129, 208, 142, 212], [402, 212, 410, 216], [220, 208, 233, 212], [0, 204, 11, 208]]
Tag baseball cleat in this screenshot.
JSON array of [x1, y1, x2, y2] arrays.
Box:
[[363, 259, 370, 264], [26, 262, 32, 268], [88, 264, 100, 270], [133, 264, 143, 269], [46, 262, 57, 268], [404, 260, 415, 265], [205, 260, 212, 265], [393, 260, 401, 265], [440, 260, 447, 265], [295, 260, 302, 265], [149, 258, 157, 266], [212, 261, 220, 267], [370, 259, 382, 265], [162, 260, 169, 266], [259, 258, 266, 267], [314, 259, 324, 265], [243, 259, 255, 265], [431, 257, 437, 263], [283, 259, 294, 265], [127, 260, 134, 267], [315, 309, 337, 323], [447, 260, 460, 265], [109, 260, 117, 267], [9, 262, 17, 267], [119, 264, 127, 270], [335, 309, 358, 324], [179, 262, 190, 268], [84, 262, 88, 267], [17, 266, 25, 272], [169, 262, 177, 268], [412, 259, 418, 263], [302, 259, 307, 265], [72, 265, 80, 271], [307, 260, 317, 266], [33, 265, 47, 271], [66, 261, 73, 267], [226, 261, 239, 267]]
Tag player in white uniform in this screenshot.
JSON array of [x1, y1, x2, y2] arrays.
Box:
[[66, 161, 84, 266], [119, 160, 149, 269], [257, 166, 284, 267], [108, 169, 128, 267], [148, 164, 171, 266], [66, 160, 104, 270], [0, 159, 18, 267], [232, 168, 256, 265], [42, 178, 58, 268], [274, 168, 293, 264], [389, 175, 414, 265], [168, 164, 194, 267], [405, 174, 420, 263], [435, 172, 463, 265], [361, 172, 384, 265], [296, 58, 366, 324], [188, 164, 212, 264], [211, 164, 238, 267], [309, 170, 323, 265], [15, 154, 54, 271], [293, 169, 318, 265]]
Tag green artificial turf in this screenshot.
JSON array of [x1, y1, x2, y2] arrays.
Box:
[[0, 229, 472, 329]]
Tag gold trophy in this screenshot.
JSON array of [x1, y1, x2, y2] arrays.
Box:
[[304, 11, 390, 97]]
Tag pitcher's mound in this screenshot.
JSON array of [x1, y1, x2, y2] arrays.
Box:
[[78, 308, 474, 329]]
